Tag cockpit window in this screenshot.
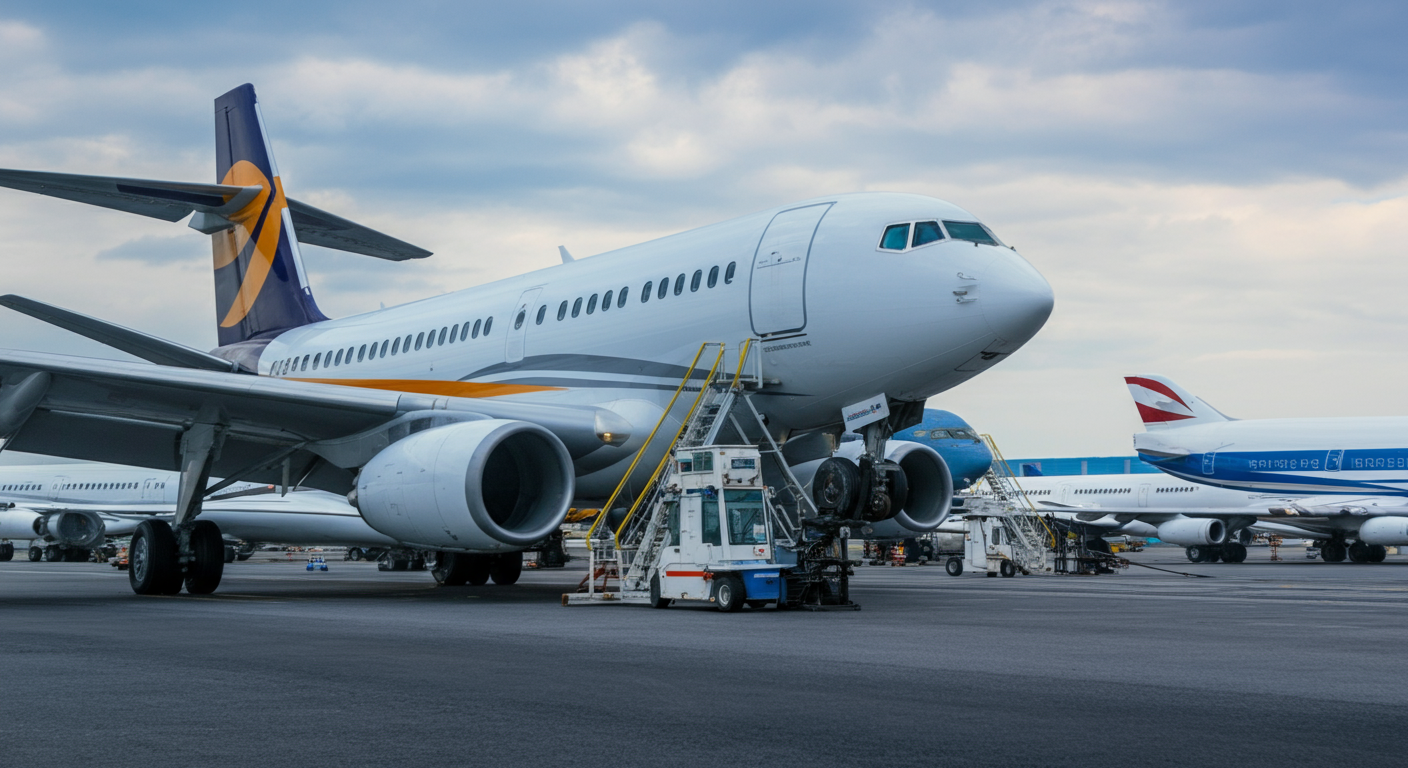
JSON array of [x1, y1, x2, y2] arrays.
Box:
[[929, 429, 953, 439], [880, 223, 910, 251], [912, 221, 945, 247], [943, 221, 998, 246]]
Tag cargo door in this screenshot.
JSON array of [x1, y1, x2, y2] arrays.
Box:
[[504, 287, 543, 364], [749, 203, 831, 337]]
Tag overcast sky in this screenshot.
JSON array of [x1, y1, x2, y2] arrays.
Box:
[[1, 0, 1406, 461]]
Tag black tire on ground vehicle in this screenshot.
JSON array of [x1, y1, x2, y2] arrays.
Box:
[[465, 554, 492, 585], [649, 574, 670, 609], [0, 541, 12, 561], [999, 559, 1017, 578], [130, 519, 183, 595], [714, 575, 745, 612], [490, 552, 522, 585], [1321, 542, 1347, 562], [1347, 541, 1372, 563], [1369, 544, 1387, 563], [28, 546, 42, 561], [945, 557, 963, 576], [184, 520, 225, 595], [432, 552, 470, 586], [1222, 542, 1248, 563], [223, 545, 236, 564]]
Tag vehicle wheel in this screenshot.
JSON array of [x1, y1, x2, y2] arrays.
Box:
[[649, 574, 670, 609], [1369, 544, 1387, 563], [1222, 542, 1248, 563], [376, 553, 397, 571], [464, 555, 491, 585], [0, 542, 12, 561], [945, 557, 963, 576], [1322, 542, 1347, 562], [490, 553, 523, 585], [184, 520, 225, 595], [1186, 546, 1205, 563], [432, 552, 470, 586], [29, 546, 42, 561], [714, 575, 745, 612], [1348, 541, 1371, 563], [43, 545, 62, 562], [999, 560, 1017, 578], [351, 548, 365, 561], [130, 519, 182, 595]]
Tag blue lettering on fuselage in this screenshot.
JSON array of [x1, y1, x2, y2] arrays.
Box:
[[1139, 448, 1408, 495]]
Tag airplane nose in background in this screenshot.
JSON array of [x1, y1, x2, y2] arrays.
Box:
[[981, 252, 1054, 346]]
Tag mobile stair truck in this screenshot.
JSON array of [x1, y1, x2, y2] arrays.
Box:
[[564, 341, 856, 611]]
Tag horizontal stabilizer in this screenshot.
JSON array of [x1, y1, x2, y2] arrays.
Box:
[[0, 294, 241, 373], [286, 198, 431, 261], [0, 168, 431, 261], [0, 168, 259, 222]]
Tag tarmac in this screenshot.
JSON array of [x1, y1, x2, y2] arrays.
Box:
[[3, 545, 1407, 767]]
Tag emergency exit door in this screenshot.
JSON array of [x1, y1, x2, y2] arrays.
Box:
[[749, 203, 832, 337]]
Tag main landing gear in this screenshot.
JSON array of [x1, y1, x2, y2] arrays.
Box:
[[431, 552, 523, 586], [128, 519, 226, 595], [1185, 542, 1248, 563], [1313, 539, 1386, 563]]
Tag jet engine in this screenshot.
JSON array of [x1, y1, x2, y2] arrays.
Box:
[[33, 510, 107, 548], [1357, 516, 1408, 545], [794, 441, 954, 534], [0, 507, 42, 540], [1155, 518, 1226, 546], [353, 419, 574, 552]]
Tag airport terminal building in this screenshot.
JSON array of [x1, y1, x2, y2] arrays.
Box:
[[999, 456, 1161, 477]]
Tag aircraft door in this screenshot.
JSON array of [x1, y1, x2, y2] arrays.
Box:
[[142, 479, 162, 501], [1325, 449, 1343, 472], [749, 203, 832, 337], [1138, 484, 1150, 508], [49, 477, 68, 501], [1202, 452, 1217, 475], [504, 287, 544, 364], [1058, 484, 1072, 504]]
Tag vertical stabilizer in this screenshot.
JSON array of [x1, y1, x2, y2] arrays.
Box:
[[1124, 375, 1232, 430], [211, 84, 326, 346]]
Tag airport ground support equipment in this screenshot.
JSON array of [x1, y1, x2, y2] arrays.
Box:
[[565, 341, 857, 611]]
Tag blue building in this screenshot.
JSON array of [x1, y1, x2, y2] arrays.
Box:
[[996, 455, 1161, 477]]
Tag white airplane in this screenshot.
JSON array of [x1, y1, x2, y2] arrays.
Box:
[[1124, 374, 1408, 563], [0, 83, 1053, 596], [0, 461, 396, 562]]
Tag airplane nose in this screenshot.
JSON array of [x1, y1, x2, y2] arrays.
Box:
[[981, 250, 1054, 346]]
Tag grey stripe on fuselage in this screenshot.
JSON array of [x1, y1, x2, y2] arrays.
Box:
[[462, 354, 714, 382]]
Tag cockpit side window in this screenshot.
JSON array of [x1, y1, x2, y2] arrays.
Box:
[[912, 221, 945, 247], [880, 223, 910, 251], [943, 221, 999, 246]]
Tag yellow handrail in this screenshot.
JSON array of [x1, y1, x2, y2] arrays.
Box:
[[981, 433, 1057, 548], [612, 344, 729, 545], [584, 342, 716, 545], [728, 338, 754, 391]]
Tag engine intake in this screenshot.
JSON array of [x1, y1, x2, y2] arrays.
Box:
[[355, 420, 574, 552], [1156, 517, 1226, 546]]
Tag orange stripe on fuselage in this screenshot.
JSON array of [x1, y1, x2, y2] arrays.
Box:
[[289, 378, 563, 398]]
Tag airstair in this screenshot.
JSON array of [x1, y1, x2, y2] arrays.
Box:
[[567, 340, 818, 605], [964, 434, 1056, 575]]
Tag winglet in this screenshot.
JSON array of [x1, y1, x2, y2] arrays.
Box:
[[558, 246, 574, 264]]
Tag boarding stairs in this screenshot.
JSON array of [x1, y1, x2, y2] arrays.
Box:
[[974, 434, 1055, 574]]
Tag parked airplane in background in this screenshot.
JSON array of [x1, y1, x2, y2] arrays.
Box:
[[889, 410, 993, 490], [0, 83, 1054, 596], [1125, 374, 1408, 562]]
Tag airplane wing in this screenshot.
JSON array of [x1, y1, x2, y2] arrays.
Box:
[[0, 169, 431, 261], [0, 348, 629, 495]]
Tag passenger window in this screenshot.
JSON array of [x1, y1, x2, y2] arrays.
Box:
[[602, 290, 613, 311], [358, 345, 366, 362], [514, 310, 526, 329], [334, 350, 343, 366], [403, 334, 413, 350], [942, 221, 999, 245], [618, 287, 628, 307], [536, 305, 546, 325], [690, 270, 702, 292], [426, 329, 436, 347], [658, 279, 669, 300], [558, 301, 568, 320], [461, 323, 470, 342], [641, 281, 653, 302], [438, 327, 448, 345], [415, 333, 424, 351], [725, 262, 736, 283], [572, 298, 582, 318], [347, 346, 355, 362], [380, 340, 389, 357], [472, 319, 481, 338], [312, 353, 321, 370], [702, 498, 721, 546], [449, 324, 458, 343], [392, 338, 401, 355], [880, 223, 911, 250], [674, 274, 685, 295], [912, 221, 944, 247], [707, 266, 718, 288], [587, 294, 598, 314], [301, 355, 310, 371], [483, 317, 492, 335]]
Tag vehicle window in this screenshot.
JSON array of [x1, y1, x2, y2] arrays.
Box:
[[472, 319, 481, 338], [725, 489, 767, 545], [641, 281, 652, 302], [912, 221, 945, 247], [415, 333, 424, 351], [658, 278, 669, 300], [702, 498, 721, 546], [943, 221, 999, 245], [357, 345, 366, 362], [707, 266, 719, 288], [536, 305, 546, 325], [438, 327, 448, 345], [725, 262, 736, 284], [312, 353, 321, 370], [602, 290, 613, 311], [449, 324, 458, 343], [483, 317, 493, 335], [617, 287, 628, 307], [514, 310, 526, 329], [558, 301, 568, 320], [666, 501, 680, 546], [334, 350, 343, 366], [572, 298, 582, 317], [880, 223, 910, 250], [674, 274, 685, 295]]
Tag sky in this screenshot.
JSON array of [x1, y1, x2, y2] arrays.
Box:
[[1, 0, 1407, 461]]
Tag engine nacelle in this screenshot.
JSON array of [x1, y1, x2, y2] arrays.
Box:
[[28, 510, 108, 547], [1358, 516, 1408, 545], [794, 440, 955, 534], [0, 507, 43, 540], [1156, 517, 1226, 546], [355, 420, 574, 552]]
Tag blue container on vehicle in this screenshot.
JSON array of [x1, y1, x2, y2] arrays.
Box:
[[745, 570, 782, 600]]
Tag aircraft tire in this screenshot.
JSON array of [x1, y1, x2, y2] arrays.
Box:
[[0, 542, 12, 561], [1369, 545, 1387, 563], [184, 520, 225, 595], [945, 557, 963, 576], [1222, 542, 1248, 563], [1186, 546, 1207, 563], [489, 553, 522, 585], [811, 458, 860, 515], [431, 552, 470, 586], [1321, 542, 1347, 562], [1347, 541, 1372, 563], [130, 520, 182, 595], [649, 574, 670, 609], [999, 560, 1017, 577], [28, 546, 42, 561], [714, 575, 744, 612], [43, 545, 62, 562]]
